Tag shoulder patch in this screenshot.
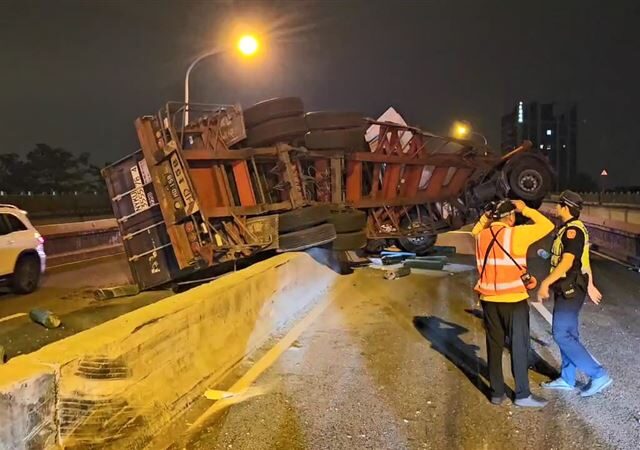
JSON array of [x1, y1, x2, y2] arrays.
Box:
[[566, 229, 577, 239]]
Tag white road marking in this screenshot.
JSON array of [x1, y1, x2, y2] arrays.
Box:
[[590, 249, 633, 268], [48, 251, 125, 269], [0, 312, 28, 323], [531, 302, 553, 325]]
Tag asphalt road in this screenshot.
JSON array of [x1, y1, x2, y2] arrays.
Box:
[[158, 251, 640, 450], [0, 254, 170, 360]]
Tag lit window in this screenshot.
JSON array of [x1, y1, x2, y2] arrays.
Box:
[[563, 144, 566, 148], [539, 144, 544, 149], [546, 129, 552, 136], [518, 101, 524, 124], [546, 145, 551, 150]]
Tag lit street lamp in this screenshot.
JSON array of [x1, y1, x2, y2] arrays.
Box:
[[237, 35, 259, 56], [184, 34, 260, 124], [451, 120, 488, 145]]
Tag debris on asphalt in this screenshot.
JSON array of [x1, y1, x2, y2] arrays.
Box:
[[29, 309, 61, 329], [384, 266, 411, 280], [381, 251, 416, 258], [404, 259, 446, 270], [431, 245, 457, 256], [94, 284, 140, 300]]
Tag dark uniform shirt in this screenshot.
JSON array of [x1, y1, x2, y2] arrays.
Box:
[[560, 222, 586, 275]]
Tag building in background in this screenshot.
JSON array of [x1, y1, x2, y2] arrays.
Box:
[[501, 101, 577, 191]]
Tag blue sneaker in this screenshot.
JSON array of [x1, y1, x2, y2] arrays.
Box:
[[580, 375, 613, 397], [542, 378, 575, 390]]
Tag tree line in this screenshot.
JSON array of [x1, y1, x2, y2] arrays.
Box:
[[0, 144, 106, 195]]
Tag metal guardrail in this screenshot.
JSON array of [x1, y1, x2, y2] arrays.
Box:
[[548, 192, 640, 206], [37, 219, 123, 267], [540, 203, 640, 265]]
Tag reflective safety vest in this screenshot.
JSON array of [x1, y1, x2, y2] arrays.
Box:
[[550, 219, 590, 274], [475, 224, 528, 297]]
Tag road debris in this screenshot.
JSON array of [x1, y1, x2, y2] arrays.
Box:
[[432, 245, 457, 256], [29, 309, 61, 329], [94, 284, 140, 300], [384, 266, 411, 280], [404, 259, 446, 270]]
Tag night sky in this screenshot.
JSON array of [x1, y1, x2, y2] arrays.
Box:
[[1, 0, 638, 185]]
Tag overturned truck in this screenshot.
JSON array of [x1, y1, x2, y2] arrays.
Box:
[[102, 97, 554, 289]]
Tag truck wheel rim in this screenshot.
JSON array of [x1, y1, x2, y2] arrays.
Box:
[[518, 169, 542, 193]]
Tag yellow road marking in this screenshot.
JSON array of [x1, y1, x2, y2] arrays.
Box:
[[204, 389, 235, 400], [187, 285, 341, 434]]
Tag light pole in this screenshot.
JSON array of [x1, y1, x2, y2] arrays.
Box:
[[451, 120, 488, 145], [184, 48, 222, 125], [184, 35, 259, 124]]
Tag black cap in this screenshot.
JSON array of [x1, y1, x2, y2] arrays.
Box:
[[559, 190, 583, 210], [491, 200, 516, 219]]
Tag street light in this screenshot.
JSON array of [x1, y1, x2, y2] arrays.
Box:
[[184, 34, 260, 124], [237, 35, 259, 56], [451, 120, 488, 145]]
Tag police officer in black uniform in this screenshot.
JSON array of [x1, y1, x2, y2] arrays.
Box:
[[537, 190, 612, 396]]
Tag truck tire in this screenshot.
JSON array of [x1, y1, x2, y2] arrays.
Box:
[[397, 233, 437, 256], [508, 157, 553, 201], [396, 209, 437, 255], [279, 223, 337, 252], [246, 116, 308, 147], [327, 208, 367, 233], [243, 97, 304, 128], [279, 204, 331, 233], [11, 254, 41, 294], [365, 239, 386, 254], [305, 112, 365, 131], [304, 127, 367, 151], [332, 230, 367, 251]]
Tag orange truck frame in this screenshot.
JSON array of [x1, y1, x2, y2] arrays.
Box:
[[102, 99, 554, 289]]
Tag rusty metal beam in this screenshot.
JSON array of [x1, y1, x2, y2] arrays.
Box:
[[231, 161, 257, 206], [204, 201, 292, 218], [346, 152, 492, 169], [345, 160, 362, 203]]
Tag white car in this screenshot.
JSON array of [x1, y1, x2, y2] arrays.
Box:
[[0, 204, 46, 294]]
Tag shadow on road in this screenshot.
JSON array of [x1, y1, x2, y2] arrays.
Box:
[[413, 315, 497, 399], [305, 248, 354, 275], [462, 307, 560, 380]]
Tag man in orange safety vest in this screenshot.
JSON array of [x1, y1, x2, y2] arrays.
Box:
[[472, 199, 554, 407]]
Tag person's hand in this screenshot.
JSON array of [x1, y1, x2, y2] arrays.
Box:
[[588, 283, 602, 305], [537, 281, 551, 302], [512, 199, 527, 212]]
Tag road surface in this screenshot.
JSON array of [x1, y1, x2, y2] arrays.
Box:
[[0, 254, 170, 360], [155, 250, 640, 450]]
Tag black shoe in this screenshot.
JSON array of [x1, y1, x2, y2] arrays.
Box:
[[490, 394, 507, 405]]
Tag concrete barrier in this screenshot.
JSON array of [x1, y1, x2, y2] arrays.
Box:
[[541, 203, 640, 264], [36, 219, 123, 267], [0, 252, 339, 449], [436, 230, 475, 255], [0, 362, 57, 450]]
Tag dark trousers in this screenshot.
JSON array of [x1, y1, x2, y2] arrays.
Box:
[[552, 288, 606, 385], [481, 300, 531, 399]]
